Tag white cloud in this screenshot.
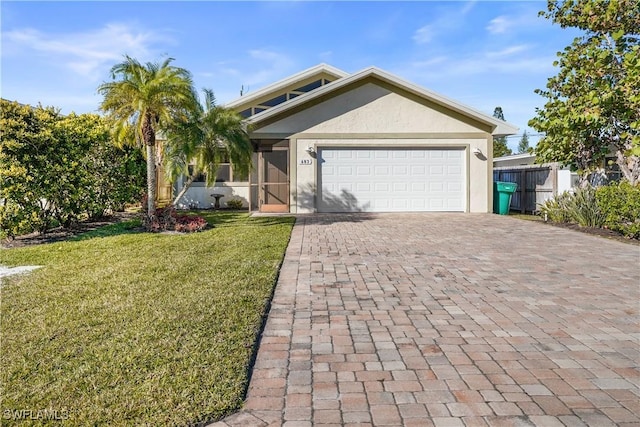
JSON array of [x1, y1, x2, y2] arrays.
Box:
[[2, 23, 172, 80], [412, 2, 476, 46], [486, 7, 548, 36], [449, 55, 555, 75], [413, 25, 434, 45], [318, 50, 333, 61], [199, 49, 297, 102], [460, 1, 477, 15], [243, 49, 295, 87], [486, 45, 530, 58], [487, 16, 510, 34]]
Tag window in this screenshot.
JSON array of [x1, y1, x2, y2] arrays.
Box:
[[293, 79, 323, 93], [187, 163, 248, 184], [187, 165, 206, 183], [260, 94, 287, 108], [215, 163, 249, 182], [215, 164, 231, 182]]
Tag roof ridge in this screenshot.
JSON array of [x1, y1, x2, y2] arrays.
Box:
[[225, 63, 348, 108]]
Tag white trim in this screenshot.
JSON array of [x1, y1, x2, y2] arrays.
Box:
[[225, 63, 348, 108]]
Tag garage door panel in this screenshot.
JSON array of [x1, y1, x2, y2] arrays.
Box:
[[375, 151, 389, 159], [356, 182, 371, 192], [411, 182, 426, 192], [356, 166, 371, 175], [374, 165, 390, 175], [318, 146, 465, 212]]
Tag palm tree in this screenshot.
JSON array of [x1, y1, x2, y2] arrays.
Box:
[[164, 89, 253, 206], [97, 56, 198, 223]]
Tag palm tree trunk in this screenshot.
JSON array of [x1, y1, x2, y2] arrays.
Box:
[[172, 174, 196, 207], [143, 113, 157, 223], [146, 143, 157, 217]]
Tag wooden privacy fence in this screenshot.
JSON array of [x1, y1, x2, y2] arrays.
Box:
[[493, 163, 560, 213]]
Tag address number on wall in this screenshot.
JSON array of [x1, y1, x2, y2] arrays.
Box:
[[299, 159, 312, 165]]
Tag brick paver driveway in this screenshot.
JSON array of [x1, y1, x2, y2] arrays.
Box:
[[212, 214, 640, 427]]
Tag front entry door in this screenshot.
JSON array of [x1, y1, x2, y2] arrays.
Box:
[[259, 147, 289, 213]]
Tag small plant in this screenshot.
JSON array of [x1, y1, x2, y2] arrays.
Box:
[[539, 192, 572, 223], [225, 198, 244, 210], [174, 214, 208, 232], [146, 206, 177, 232], [141, 198, 207, 233], [565, 185, 605, 228]]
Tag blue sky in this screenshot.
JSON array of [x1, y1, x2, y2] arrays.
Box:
[[1, 1, 581, 150]]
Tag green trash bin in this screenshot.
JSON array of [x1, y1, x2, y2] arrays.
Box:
[[493, 181, 518, 215]]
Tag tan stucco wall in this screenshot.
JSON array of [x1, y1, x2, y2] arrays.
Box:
[[251, 82, 493, 213], [257, 83, 484, 136]]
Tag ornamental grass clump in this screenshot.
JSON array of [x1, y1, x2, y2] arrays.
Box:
[[539, 182, 640, 239], [540, 185, 604, 228]]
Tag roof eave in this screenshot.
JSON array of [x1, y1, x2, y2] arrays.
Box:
[[225, 63, 348, 109], [246, 66, 519, 136]]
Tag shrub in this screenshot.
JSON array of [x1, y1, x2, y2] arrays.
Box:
[[0, 100, 146, 236], [225, 198, 244, 210], [174, 215, 208, 232], [143, 202, 207, 233], [596, 181, 640, 238], [0, 201, 41, 239]]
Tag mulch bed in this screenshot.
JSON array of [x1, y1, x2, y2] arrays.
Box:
[[1, 212, 140, 249], [538, 220, 640, 246]]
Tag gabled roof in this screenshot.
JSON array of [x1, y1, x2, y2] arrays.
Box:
[[225, 63, 348, 110], [244, 65, 519, 137]]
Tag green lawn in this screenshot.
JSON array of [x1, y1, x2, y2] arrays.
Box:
[[0, 212, 294, 426]]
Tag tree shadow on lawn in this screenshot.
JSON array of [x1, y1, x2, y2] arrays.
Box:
[[2, 211, 295, 248], [195, 210, 296, 228], [69, 219, 144, 242]]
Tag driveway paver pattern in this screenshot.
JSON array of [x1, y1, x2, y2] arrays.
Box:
[[210, 213, 640, 427]]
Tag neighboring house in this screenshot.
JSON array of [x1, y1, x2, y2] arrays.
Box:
[[493, 151, 623, 213], [493, 153, 579, 213], [177, 64, 518, 213]]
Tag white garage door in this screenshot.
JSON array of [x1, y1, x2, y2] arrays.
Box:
[[318, 147, 465, 212]]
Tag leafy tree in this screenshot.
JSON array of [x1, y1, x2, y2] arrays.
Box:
[[85, 122, 146, 218], [0, 101, 59, 235], [0, 100, 146, 238], [518, 130, 531, 154], [164, 89, 253, 206], [529, 0, 640, 185], [492, 107, 513, 157], [98, 56, 199, 224]]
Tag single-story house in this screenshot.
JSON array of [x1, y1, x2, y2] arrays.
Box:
[[175, 64, 518, 213]]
